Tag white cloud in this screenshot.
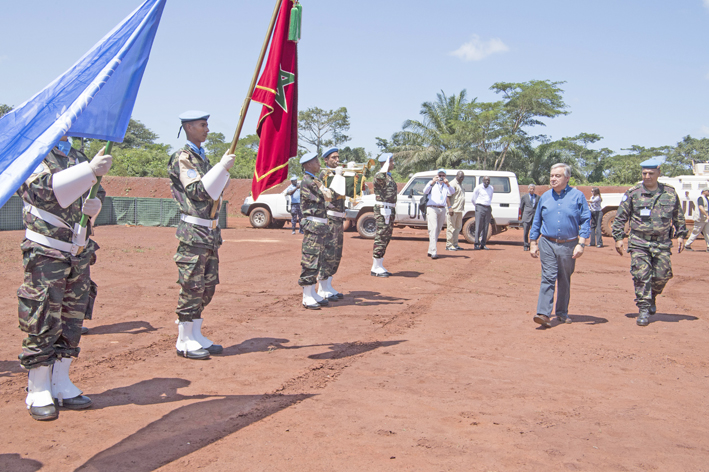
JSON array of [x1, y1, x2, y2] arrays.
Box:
[[704, 0, 709, 10], [450, 35, 509, 62], [700, 125, 709, 135]]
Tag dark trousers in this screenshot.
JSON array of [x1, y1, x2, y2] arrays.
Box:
[[475, 204, 492, 247], [536, 237, 577, 317], [522, 221, 532, 248], [590, 211, 603, 247], [290, 203, 302, 231]]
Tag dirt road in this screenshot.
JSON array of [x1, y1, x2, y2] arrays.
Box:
[[1, 221, 707, 471]]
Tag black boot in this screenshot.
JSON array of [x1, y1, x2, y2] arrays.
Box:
[[637, 308, 650, 327]]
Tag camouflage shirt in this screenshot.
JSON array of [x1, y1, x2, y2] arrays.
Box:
[[300, 172, 329, 219], [320, 168, 346, 214], [612, 182, 687, 246], [374, 172, 397, 205], [16, 146, 105, 258], [168, 145, 223, 249]]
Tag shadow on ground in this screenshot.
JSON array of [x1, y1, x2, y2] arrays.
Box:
[[624, 312, 699, 323], [0, 454, 42, 472], [84, 321, 158, 335]]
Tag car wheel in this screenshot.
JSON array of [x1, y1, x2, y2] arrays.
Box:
[[356, 212, 377, 239], [249, 207, 272, 228], [271, 219, 286, 229], [462, 217, 494, 244], [343, 219, 353, 232]]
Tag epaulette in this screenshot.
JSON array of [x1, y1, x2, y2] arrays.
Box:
[[626, 183, 643, 195], [660, 182, 676, 192]]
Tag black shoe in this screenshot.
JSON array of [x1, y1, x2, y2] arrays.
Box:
[[317, 298, 329, 306], [473, 245, 480, 250], [685, 246, 693, 251], [336, 292, 344, 299], [649, 294, 657, 315], [481, 246, 489, 250], [455, 246, 464, 250], [29, 404, 58, 421], [205, 344, 223, 354], [556, 315, 572, 324], [303, 302, 321, 310], [56, 395, 93, 410], [81, 326, 89, 335], [325, 295, 339, 302], [637, 309, 650, 327], [176, 348, 211, 360], [427, 253, 432, 257], [431, 255, 438, 260], [371, 271, 390, 278]]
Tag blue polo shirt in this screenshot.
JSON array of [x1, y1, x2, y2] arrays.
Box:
[[530, 185, 591, 241]]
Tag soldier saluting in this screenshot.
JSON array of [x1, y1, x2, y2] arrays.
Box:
[[612, 157, 687, 326], [371, 153, 397, 277], [318, 147, 346, 301], [298, 152, 334, 309], [169, 111, 236, 359]]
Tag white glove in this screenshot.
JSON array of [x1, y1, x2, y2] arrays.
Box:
[[82, 198, 102, 218], [89, 148, 113, 176], [220, 152, 236, 170], [335, 166, 343, 176]]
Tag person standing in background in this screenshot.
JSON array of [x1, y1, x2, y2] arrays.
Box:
[[519, 184, 538, 251], [471, 176, 494, 250], [286, 175, 303, 235], [445, 171, 466, 251], [589, 187, 603, 248], [685, 189, 709, 251]]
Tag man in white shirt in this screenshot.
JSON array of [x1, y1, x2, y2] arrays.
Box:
[[423, 169, 454, 259], [471, 176, 494, 250]]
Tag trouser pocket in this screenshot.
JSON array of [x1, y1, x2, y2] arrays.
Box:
[[18, 284, 50, 335]]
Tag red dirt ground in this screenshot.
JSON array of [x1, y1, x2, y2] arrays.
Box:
[[0, 221, 707, 471]]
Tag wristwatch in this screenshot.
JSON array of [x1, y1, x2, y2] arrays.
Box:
[[577, 243, 586, 248]]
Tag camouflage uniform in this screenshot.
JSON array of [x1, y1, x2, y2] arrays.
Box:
[[372, 171, 398, 258], [319, 168, 346, 279], [16, 146, 105, 369], [612, 183, 687, 310], [168, 145, 223, 322], [298, 172, 330, 286]]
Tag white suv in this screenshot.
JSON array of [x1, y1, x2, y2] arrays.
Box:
[[346, 170, 522, 243]]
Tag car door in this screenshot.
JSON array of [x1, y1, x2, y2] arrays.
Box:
[[396, 177, 430, 224]]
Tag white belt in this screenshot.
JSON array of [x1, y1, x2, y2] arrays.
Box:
[[305, 216, 328, 224], [181, 214, 218, 229], [25, 229, 84, 255], [24, 203, 71, 229], [327, 210, 346, 218], [376, 202, 395, 208]]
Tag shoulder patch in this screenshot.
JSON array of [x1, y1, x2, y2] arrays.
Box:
[[187, 169, 197, 179], [621, 194, 628, 202]]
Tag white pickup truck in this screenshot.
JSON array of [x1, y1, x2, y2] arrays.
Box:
[[346, 170, 522, 243], [240, 187, 294, 229], [598, 162, 709, 236]]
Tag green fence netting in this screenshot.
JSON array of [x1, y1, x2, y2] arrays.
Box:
[[0, 196, 228, 230]]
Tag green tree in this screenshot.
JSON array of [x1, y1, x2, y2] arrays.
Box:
[[298, 107, 350, 155], [0, 104, 12, 118], [204, 132, 259, 179], [117, 119, 159, 149], [338, 146, 370, 163], [664, 135, 709, 176], [490, 80, 569, 170]]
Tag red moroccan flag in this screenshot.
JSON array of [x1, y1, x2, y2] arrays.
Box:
[[251, 0, 298, 200]]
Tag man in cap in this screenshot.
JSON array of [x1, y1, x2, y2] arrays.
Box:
[[318, 148, 346, 300], [285, 175, 303, 235], [612, 158, 687, 326], [16, 135, 111, 420], [298, 152, 333, 308], [470, 176, 494, 250], [422, 169, 454, 259], [371, 153, 398, 276], [169, 111, 236, 359]]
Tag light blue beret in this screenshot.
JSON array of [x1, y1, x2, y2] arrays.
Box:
[[378, 153, 393, 162], [299, 152, 318, 165], [640, 157, 662, 169], [437, 168, 446, 174], [179, 110, 210, 122], [323, 148, 339, 159]]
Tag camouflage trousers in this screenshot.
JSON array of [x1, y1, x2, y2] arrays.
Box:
[[319, 219, 344, 279], [174, 243, 219, 322], [373, 207, 396, 259], [290, 203, 303, 231], [629, 244, 673, 309], [298, 219, 328, 286], [17, 248, 96, 369]]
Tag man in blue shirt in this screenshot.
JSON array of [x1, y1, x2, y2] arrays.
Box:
[[286, 175, 303, 234], [529, 163, 591, 327]]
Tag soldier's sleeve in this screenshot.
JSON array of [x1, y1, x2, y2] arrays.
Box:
[[19, 160, 54, 205], [176, 152, 212, 202], [611, 191, 633, 241], [672, 192, 688, 239]]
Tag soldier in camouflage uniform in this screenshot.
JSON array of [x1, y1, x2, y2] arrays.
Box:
[[371, 153, 398, 277], [612, 158, 687, 326], [318, 148, 346, 300], [17, 136, 112, 420], [169, 111, 235, 359], [298, 152, 333, 309]]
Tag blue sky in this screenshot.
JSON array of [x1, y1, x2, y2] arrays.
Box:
[[1, 0, 708, 157]]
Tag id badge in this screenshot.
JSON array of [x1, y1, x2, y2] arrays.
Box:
[[640, 208, 651, 217]]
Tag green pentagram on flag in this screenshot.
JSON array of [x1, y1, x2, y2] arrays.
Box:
[[275, 67, 295, 112]]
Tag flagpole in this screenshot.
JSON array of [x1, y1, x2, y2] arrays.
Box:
[[228, 0, 284, 154], [78, 141, 112, 227]]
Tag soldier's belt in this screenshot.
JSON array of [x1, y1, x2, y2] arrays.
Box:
[[375, 201, 395, 208], [327, 211, 346, 219], [305, 216, 328, 224], [632, 232, 668, 242], [25, 229, 85, 256], [181, 214, 218, 229]]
